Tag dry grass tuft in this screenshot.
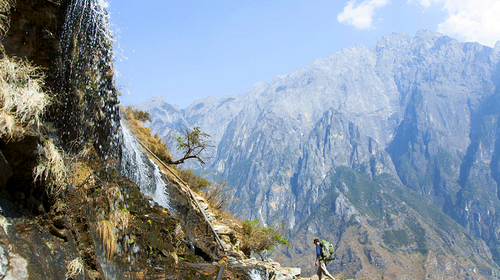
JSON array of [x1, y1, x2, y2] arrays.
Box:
[[97, 219, 116, 259], [34, 138, 67, 196], [0, 0, 15, 39], [65, 257, 84, 279], [169, 251, 179, 265], [0, 55, 50, 140]]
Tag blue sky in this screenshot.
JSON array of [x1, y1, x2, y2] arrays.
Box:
[[108, 0, 500, 108]]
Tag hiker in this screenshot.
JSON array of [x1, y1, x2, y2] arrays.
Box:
[[314, 238, 335, 280]]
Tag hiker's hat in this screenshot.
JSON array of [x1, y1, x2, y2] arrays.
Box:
[[313, 238, 320, 243]]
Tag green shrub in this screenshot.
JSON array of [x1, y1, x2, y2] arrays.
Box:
[[240, 219, 291, 260], [177, 169, 210, 192]]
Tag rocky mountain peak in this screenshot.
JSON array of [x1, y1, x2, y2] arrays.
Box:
[[140, 95, 182, 113]]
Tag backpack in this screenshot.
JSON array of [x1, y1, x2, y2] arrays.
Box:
[[319, 240, 335, 261]]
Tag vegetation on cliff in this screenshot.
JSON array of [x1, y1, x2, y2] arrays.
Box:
[[122, 106, 292, 259], [0, 55, 49, 139], [0, 53, 70, 200]]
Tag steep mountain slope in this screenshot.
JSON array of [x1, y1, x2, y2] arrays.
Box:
[[142, 30, 500, 277]]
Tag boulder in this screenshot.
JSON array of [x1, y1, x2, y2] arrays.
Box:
[[4, 252, 28, 280], [213, 225, 232, 235]]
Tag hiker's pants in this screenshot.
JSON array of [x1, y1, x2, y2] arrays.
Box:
[[317, 259, 332, 279]]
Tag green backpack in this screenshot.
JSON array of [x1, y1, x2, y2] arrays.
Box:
[[319, 240, 335, 261]]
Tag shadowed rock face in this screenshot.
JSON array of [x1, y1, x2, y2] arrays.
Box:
[[0, 0, 120, 209], [0, 0, 65, 205], [0, 0, 117, 279], [1, 0, 63, 68], [0, 150, 12, 189], [143, 31, 500, 277]]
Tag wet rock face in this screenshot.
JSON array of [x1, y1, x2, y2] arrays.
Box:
[[1, 0, 63, 69], [53, 0, 120, 157], [0, 150, 13, 190], [0, 1, 118, 279], [162, 174, 224, 261], [0, 193, 103, 280], [0, 0, 259, 279]]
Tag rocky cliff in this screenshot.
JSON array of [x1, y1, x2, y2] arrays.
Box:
[[0, 0, 298, 279], [142, 30, 500, 278]]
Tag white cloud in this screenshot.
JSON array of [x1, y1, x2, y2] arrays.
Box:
[[337, 0, 391, 30], [409, 0, 500, 47]]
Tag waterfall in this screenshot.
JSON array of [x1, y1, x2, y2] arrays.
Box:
[[58, 0, 171, 210], [151, 158, 171, 209], [56, 0, 120, 156], [120, 120, 172, 212]]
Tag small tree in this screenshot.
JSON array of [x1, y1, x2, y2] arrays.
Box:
[[171, 126, 213, 165], [204, 180, 235, 212]]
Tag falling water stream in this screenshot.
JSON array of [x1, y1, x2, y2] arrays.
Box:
[[120, 120, 172, 212], [56, 0, 120, 156], [94, 121, 174, 279]]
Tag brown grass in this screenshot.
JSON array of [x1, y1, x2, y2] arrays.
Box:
[[203, 181, 234, 211], [0, 0, 15, 39], [201, 180, 241, 225], [34, 138, 68, 197], [68, 161, 94, 189], [0, 55, 50, 140], [97, 219, 116, 259], [126, 105, 151, 122]]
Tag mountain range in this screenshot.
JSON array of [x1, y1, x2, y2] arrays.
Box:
[[139, 30, 500, 278]]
